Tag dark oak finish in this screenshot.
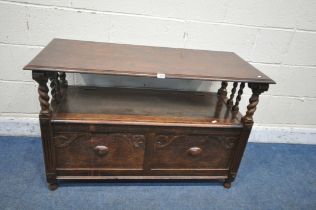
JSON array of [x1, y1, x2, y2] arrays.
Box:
[[24, 39, 274, 190], [52, 86, 242, 127], [54, 132, 145, 169], [24, 39, 275, 84], [232, 82, 245, 112], [151, 133, 239, 169]]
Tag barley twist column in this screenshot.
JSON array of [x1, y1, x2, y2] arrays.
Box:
[[232, 82, 245, 111], [217, 81, 228, 97], [227, 82, 238, 106], [32, 70, 57, 190], [32, 71, 50, 115], [59, 72, 68, 88], [49, 72, 61, 104], [242, 83, 269, 126]]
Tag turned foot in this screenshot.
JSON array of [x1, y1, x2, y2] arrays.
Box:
[[48, 183, 58, 191], [223, 179, 232, 189], [223, 181, 231, 189], [223, 173, 235, 189]]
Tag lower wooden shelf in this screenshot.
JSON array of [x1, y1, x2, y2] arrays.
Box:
[[52, 86, 243, 128]]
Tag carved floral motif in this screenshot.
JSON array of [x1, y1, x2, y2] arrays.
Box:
[[155, 135, 184, 148], [116, 134, 145, 148], [154, 135, 238, 150], [54, 133, 145, 149], [54, 133, 91, 148]]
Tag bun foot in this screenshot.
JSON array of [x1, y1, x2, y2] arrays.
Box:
[[48, 183, 58, 191], [223, 181, 231, 189]]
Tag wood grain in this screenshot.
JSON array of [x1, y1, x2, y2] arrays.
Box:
[[51, 86, 243, 127], [53, 132, 145, 169], [26, 39, 275, 190], [24, 39, 275, 84]]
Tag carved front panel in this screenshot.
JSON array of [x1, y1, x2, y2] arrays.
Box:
[[151, 134, 238, 169], [53, 133, 145, 169]]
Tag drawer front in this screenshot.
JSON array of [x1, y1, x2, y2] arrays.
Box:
[[151, 134, 238, 169], [53, 132, 145, 169]]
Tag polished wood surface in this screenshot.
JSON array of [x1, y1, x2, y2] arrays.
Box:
[[151, 133, 238, 169], [24, 39, 275, 84], [51, 123, 239, 178], [54, 132, 145, 169], [26, 39, 275, 190], [52, 86, 242, 127]]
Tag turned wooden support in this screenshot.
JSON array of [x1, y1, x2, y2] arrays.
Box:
[[214, 95, 224, 118], [47, 173, 58, 191], [227, 82, 238, 106], [232, 82, 245, 111], [33, 71, 57, 188], [59, 72, 68, 88], [32, 71, 51, 115], [217, 81, 228, 97], [49, 72, 61, 104], [224, 172, 236, 189], [242, 83, 269, 126]]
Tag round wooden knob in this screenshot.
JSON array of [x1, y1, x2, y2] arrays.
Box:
[[187, 147, 202, 156], [94, 145, 109, 156]]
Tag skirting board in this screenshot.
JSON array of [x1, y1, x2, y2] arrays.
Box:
[[0, 117, 315, 144]]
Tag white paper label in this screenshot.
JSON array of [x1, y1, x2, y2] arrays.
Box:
[[157, 73, 166, 79]]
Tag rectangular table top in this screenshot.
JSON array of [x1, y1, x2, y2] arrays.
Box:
[[24, 39, 275, 84]]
